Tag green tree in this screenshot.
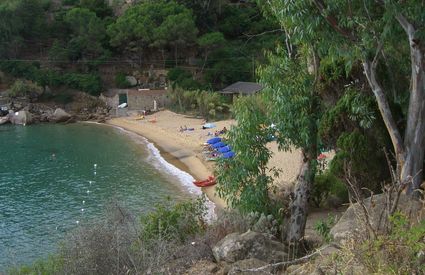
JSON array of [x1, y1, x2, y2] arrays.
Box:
[[154, 9, 198, 65], [216, 95, 277, 213], [259, 47, 321, 242], [197, 32, 225, 73], [64, 7, 107, 60], [0, 0, 47, 58], [263, 0, 425, 194], [107, 1, 198, 66], [79, 0, 112, 18]]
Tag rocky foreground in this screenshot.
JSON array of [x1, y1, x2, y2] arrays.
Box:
[[164, 194, 424, 274]]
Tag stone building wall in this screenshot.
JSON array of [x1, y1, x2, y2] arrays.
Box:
[[127, 89, 168, 111]]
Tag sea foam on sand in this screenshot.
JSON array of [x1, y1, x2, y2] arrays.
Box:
[[112, 124, 217, 221]]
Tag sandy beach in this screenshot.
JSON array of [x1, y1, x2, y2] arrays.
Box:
[[106, 110, 308, 208]]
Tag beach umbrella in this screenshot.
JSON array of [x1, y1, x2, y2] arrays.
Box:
[[212, 142, 226, 148], [222, 151, 235, 159], [218, 146, 231, 153], [206, 137, 221, 144]]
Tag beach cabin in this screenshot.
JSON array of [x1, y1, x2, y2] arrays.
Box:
[[219, 81, 263, 102], [100, 88, 169, 116]]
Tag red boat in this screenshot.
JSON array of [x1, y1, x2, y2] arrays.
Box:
[[193, 176, 216, 187]]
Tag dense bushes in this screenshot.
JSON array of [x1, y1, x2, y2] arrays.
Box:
[[311, 172, 348, 207], [355, 213, 425, 274], [7, 79, 43, 100], [0, 61, 102, 95], [140, 197, 207, 243], [167, 86, 230, 120], [167, 67, 204, 90], [114, 72, 131, 88]]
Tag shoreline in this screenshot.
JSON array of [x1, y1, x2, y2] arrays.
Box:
[[105, 115, 227, 209]]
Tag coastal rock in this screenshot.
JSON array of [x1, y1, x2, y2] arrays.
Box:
[[183, 260, 219, 275], [165, 241, 215, 274], [126, 76, 138, 86], [10, 110, 33, 125], [212, 230, 287, 264], [51, 108, 71, 122], [330, 193, 424, 243], [0, 115, 10, 125]]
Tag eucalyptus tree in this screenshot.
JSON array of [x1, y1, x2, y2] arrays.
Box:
[[259, 47, 321, 243], [264, 1, 425, 194], [216, 95, 277, 214]]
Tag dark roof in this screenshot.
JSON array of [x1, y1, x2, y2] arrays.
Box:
[[220, 82, 263, 95]]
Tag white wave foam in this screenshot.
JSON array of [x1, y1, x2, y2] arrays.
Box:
[[108, 124, 216, 221]]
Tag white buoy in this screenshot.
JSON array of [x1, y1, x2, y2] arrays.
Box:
[[94, 171, 97, 175], [82, 200, 85, 204], [94, 164, 97, 168], [76, 220, 79, 224], [87, 190, 91, 194], [81, 208, 85, 212]]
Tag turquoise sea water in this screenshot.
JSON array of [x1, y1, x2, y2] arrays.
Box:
[[0, 123, 194, 270]]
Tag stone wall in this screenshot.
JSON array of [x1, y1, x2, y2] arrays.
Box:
[[127, 89, 168, 111]]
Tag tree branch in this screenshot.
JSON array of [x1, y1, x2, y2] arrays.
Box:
[[363, 58, 406, 165], [312, 0, 357, 41], [231, 244, 338, 273], [243, 28, 284, 43]]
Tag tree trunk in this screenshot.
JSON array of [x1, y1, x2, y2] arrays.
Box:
[[286, 151, 314, 243], [286, 49, 319, 243], [363, 59, 406, 166], [396, 14, 425, 192]]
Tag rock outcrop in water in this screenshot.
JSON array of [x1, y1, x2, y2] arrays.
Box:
[[9, 110, 33, 125]]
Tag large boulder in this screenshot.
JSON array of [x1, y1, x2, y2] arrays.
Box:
[[0, 116, 9, 125], [51, 108, 71, 122], [10, 110, 33, 125], [330, 193, 424, 243], [212, 230, 287, 264], [126, 76, 138, 86]]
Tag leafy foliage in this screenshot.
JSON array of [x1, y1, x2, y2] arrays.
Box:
[[314, 215, 337, 243], [360, 212, 425, 273], [216, 95, 277, 214], [64, 8, 108, 60], [8, 79, 43, 99], [167, 86, 229, 120], [259, 47, 319, 152], [312, 171, 348, 207], [114, 72, 131, 88], [140, 197, 207, 243], [107, 1, 198, 62]]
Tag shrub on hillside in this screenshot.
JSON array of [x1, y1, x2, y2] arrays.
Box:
[[114, 72, 131, 88], [167, 67, 203, 90], [140, 197, 207, 243], [63, 73, 102, 95], [7, 79, 43, 100], [356, 212, 425, 273], [311, 171, 348, 207]]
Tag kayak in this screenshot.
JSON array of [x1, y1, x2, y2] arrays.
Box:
[[193, 176, 216, 187]]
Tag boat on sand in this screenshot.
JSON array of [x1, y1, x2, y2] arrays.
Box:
[[193, 176, 216, 187]]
